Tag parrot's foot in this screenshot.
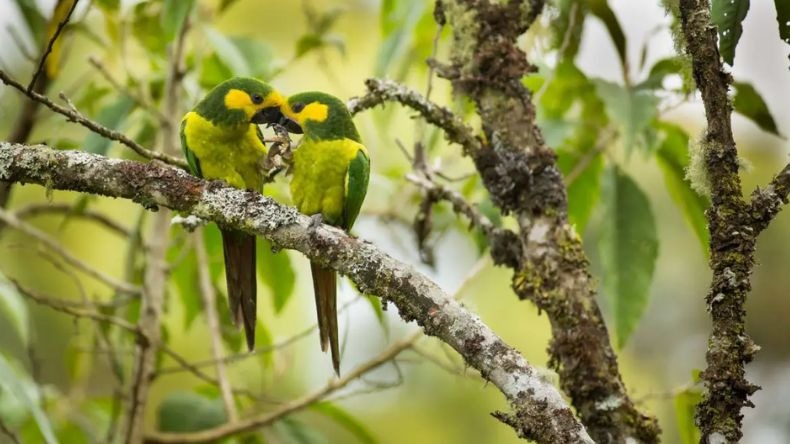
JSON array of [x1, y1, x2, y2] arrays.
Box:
[[309, 214, 324, 230]]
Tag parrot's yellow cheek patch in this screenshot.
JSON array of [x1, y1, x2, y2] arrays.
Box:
[[286, 102, 329, 124], [225, 89, 254, 114]]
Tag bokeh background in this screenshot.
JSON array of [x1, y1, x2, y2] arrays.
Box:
[[0, 0, 788, 443]]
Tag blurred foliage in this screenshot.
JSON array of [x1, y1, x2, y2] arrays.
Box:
[[0, 0, 788, 443]]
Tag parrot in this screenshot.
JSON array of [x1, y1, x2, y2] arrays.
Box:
[[278, 91, 370, 375], [179, 77, 289, 351]]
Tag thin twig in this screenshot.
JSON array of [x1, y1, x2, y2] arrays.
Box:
[[564, 126, 616, 185], [348, 79, 482, 155], [145, 331, 423, 443], [194, 229, 239, 421], [28, 0, 80, 91], [0, 208, 141, 295], [12, 278, 139, 334], [123, 14, 190, 443], [14, 202, 138, 241], [0, 417, 21, 444], [406, 172, 495, 236], [88, 56, 168, 124], [1, 143, 594, 443], [158, 346, 262, 402], [0, 70, 187, 169]]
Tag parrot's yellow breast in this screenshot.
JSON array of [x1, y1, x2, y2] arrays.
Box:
[[182, 111, 267, 190], [290, 138, 365, 225]]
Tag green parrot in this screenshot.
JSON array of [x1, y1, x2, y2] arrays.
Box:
[[280, 91, 370, 374], [179, 77, 288, 351]]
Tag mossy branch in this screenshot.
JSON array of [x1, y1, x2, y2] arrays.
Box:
[[0, 142, 593, 444]]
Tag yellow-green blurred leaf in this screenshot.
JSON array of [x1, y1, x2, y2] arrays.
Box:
[[594, 79, 659, 155], [311, 402, 377, 444], [0, 355, 57, 444], [157, 391, 227, 433], [674, 387, 702, 444], [732, 81, 783, 137], [257, 239, 295, 314], [587, 0, 627, 70], [599, 165, 658, 347], [161, 0, 194, 40], [655, 123, 710, 255], [0, 273, 29, 346], [83, 95, 135, 155]]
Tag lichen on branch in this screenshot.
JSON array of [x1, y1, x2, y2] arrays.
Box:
[[0, 142, 593, 444]]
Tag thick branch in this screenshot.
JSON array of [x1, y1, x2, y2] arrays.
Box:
[[352, 1, 658, 441], [0, 142, 592, 444], [679, 1, 760, 441]]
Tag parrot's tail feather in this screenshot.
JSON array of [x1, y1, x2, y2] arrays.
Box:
[[221, 229, 257, 351], [310, 262, 339, 375]]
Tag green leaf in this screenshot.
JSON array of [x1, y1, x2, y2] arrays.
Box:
[[94, 0, 119, 11], [638, 57, 682, 90], [594, 80, 659, 155], [131, 2, 167, 54], [0, 355, 57, 444], [732, 81, 783, 137], [274, 417, 328, 444], [655, 123, 710, 255], [587, 0, 628, 71], [674, 387, 702, 444], [218, 0, 240, 14], [0, 273, 29, 346], [311, 402, 377, 444], [375, 0, 425, 77], [12, 0, 46, 43], [168, 228, 200, 329], [202, 31, 276, 82], [83, 95, 136, 155], [559, 148, 604, 232], [256, 239, 295, 314], [776, 0, 790, 48], [599, 165, 658, 347], [204, 27, 251, 77], [364, 295, 386, 327], [550, 0, 587, 60], [157, 391, 227, 433], [198, 53, 233, 89], [711, 0, 750, 66], [162, 0, 195, 40], [255, 320, 273, 369]]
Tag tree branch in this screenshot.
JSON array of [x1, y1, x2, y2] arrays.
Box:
[[28, 0, 80, 91], [145, 331, 423, 443], [678, 1, 762, 441], [0, 70, 188, 169], [349, 1, 659, 440], [749, 161, 790, 233], [193, 229, 238, 421], [0, 208, 141, 295], [0, 142, 592, 444]]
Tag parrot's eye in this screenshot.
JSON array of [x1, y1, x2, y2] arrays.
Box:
[[291, 102, 306, 113], [251, 93, 263, 104]]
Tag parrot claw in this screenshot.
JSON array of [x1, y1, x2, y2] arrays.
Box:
[[309, 213, 324, 230]]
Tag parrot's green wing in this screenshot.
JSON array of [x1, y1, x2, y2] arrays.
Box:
[[180, 119, 203, 177], [342, 148, 370, 230]]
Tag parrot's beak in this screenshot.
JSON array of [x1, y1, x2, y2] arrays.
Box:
[[252, 106, 283, 124], [252, 107, 303, 134], [279, 116, 303, 134]]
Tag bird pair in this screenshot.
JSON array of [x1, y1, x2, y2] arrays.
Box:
[[179, 78, 370, 374]]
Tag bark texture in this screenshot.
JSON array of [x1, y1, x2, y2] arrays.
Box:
[[0, 142, 594, 444]]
